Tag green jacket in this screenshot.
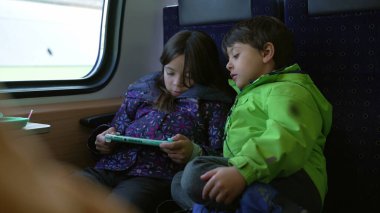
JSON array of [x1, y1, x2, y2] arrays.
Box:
[[224, 64, 332, 201]]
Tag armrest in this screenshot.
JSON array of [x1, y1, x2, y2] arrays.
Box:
[[79, 113, 115, 129]]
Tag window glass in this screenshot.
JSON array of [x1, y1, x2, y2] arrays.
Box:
[[0, 0, 104, 81]]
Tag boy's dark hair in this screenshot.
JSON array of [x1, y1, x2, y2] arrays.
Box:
[[156, 30, 232, 111], [222, 16, 295, 69]]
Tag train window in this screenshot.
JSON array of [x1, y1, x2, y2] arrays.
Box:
[[0, 0, 125, 97]]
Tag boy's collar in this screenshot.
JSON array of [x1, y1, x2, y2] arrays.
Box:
[[268, 63, 302, 75], [230, 63, 302, 94]]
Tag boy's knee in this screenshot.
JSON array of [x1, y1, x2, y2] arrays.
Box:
[[180, 157, 208, 203], [171, 172, 182, 196], [180, 156, 226, 203], [181, 159, 201, 186]]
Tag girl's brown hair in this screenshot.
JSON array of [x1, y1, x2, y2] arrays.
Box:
[[156, 30, 231, 111]]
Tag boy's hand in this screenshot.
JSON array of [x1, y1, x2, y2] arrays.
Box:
[[201, 166, 246, 204], [159, 134, 193, 164], [95, 127, 117, 154]]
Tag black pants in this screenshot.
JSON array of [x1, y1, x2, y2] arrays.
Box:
[[77, 168, 171, 213]]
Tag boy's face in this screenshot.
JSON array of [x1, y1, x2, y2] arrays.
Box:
[[226, 43, 271, 89], [163, 54, 194, 96]]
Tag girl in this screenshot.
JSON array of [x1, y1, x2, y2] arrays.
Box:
[[78, 30, 234, 213]]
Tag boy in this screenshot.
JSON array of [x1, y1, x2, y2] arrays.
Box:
[[171, 16, 332, 213]]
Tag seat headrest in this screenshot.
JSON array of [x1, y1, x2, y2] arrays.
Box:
[[308, 0, 380, 15], [178, 0, 252, 26]]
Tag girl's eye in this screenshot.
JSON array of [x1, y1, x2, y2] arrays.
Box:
[[165, 70, 175, 76], [233, 53, 240, 59]]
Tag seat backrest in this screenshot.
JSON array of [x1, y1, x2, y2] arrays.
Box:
[[159, 2, 283, 212], [163, 0, 282, 66], [284, 0, 380, 212]]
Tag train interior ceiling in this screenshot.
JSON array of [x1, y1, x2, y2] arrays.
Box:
[[0, 0, 379, 212]]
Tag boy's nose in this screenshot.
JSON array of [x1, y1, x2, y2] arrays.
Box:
[[226, 61, 233, 72]]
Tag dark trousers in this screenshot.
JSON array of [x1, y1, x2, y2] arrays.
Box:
[[77, 168, 171, 213], [172, 156, 322, 213]]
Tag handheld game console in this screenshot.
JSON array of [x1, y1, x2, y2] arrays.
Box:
[[104, 134, 173, 146]]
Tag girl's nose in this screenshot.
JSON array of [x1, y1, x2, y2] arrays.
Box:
[[173, 76, 183, 86]]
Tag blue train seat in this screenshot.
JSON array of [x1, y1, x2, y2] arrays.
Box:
[[163, 0, 282, 66], [162, 1, 283, 212], [284, 0, 380, 212]]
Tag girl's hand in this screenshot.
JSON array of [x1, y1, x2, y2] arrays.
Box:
[[201, 166, 246, 204], [95, 127, 117, 155], [159, 134, 193, 164]]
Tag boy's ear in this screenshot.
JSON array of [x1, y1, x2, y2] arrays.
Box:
[[261, 42, 275, 63]]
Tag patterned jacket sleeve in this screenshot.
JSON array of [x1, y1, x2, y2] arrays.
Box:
[[87, 92, 141, 154], [110, 93, 138, 134], [199, 102, 231, 156]]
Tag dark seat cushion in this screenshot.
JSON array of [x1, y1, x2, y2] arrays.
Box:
[[284, 0, 380, 212]]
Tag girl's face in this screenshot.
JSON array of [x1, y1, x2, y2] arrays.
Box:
[[164, 54, 194, 96], [225, 43, 269, 89]]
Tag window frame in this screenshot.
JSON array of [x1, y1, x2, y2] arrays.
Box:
[[0, 0, 125, 98]]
